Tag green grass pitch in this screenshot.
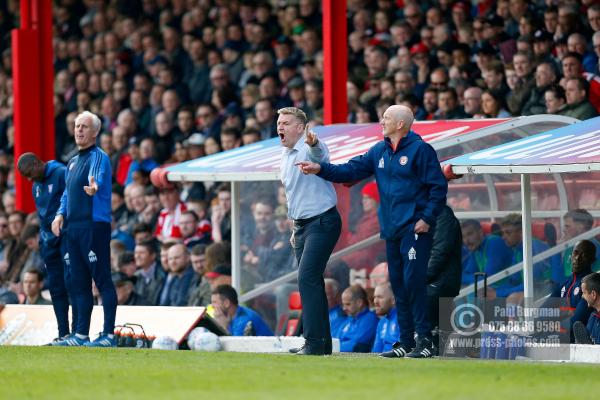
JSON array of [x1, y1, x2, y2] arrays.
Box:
[[0, 347, 598, 400]]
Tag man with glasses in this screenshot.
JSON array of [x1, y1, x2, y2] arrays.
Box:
[[17, 153, 75, 343]]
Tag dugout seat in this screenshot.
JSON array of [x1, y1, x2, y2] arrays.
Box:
[[276, 291, 302, 336]]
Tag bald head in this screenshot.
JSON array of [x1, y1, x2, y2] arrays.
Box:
[[382, 105, 414, 139]]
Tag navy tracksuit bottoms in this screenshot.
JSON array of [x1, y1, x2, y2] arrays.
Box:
[[386, 228, 433, 347], [65, 222, 117, 336]]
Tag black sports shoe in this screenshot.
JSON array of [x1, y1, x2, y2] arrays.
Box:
[[406, 337, 434, 358], [573, 321, 593, 345], [379, 342, 413, 358]]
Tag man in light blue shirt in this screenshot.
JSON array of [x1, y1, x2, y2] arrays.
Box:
[[278, 107, 341, 356]]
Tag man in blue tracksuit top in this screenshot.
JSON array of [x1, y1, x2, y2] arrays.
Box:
[[372, 283, 399, 353], [211, 284, 273, 336], [17, 153, 76, 341], [335, 284, 378, 352], [546, 240, 596, 342], [581, 273, 600, 344], [51, 111, 117, 347], [297, 105, 447, 358]]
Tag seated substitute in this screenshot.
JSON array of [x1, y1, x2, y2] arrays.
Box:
[[372, 283, 399, 354], [335, 284, 378, 353], [581, 273, 600, 344], [210, 284, 273, 336]]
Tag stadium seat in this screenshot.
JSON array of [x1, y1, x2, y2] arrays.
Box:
[[276, 291, 302, 336]]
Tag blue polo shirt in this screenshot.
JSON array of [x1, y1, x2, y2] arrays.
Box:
[[329, 304, 345, 337], [335, 308, 378, 352], [371, 307, 399, 353], [229, 305, 273, 336]]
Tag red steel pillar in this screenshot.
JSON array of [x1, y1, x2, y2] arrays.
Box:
[[322, 0, 348, 125], [12, 0, 54, 212]]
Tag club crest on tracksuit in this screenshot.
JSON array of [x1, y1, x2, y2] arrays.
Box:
[[378, 158, 384, 168], [64, 253, 70, 266], [88, 250, 97, 263], [48, 184, 53, 193], [408, 247, 416, 260], [399, 156, 408, 165], [574, 286, 580, 296]]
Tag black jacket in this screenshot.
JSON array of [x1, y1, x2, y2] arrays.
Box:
[[427, 205, 462, 296]]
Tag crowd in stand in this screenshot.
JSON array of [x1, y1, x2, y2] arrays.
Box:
[[1, 0, 600, 345]]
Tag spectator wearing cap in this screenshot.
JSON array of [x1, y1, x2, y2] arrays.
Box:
[[159, 243, 194, 307], [211, 284, 273, 336], [522, 61, 559, 116], [185, 133, 206, 160], [507, 52, 535, 115], [22, 269, 51, 305], [134, 241, 164, 306], [341, 181, 385, 272], [532, 29, 557, 65], [112, 272, 148, 306], [205, 264, 232, 290], [483, 14, 516, 62]]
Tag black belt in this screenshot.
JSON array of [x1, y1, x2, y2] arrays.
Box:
[[294, 206, 336, 227]]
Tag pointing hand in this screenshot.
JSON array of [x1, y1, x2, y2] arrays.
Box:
[[83, 176, 98, 196]]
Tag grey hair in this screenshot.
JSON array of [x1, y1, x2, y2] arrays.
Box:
[[75, 111, 101, 133]]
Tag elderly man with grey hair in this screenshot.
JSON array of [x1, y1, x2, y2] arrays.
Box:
[[51, 111, 118, 347]]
